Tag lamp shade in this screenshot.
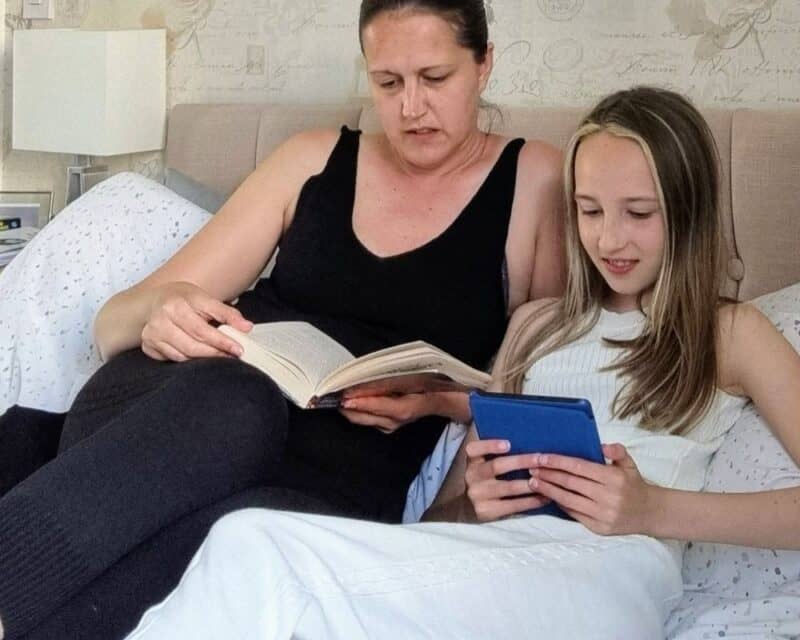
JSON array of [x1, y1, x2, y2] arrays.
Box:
[[13, 29, 166, 156]]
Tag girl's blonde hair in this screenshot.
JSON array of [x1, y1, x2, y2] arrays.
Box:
[[501, 86, 724, 435]]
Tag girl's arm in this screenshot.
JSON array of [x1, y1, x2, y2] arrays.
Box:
[[423, 299, 557, 522], [650, 303, 800, 548], [531, 303, 800, 549]]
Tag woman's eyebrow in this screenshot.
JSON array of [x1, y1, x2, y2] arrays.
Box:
[[368, 64, 454, 75], [574, 193, 658, 203]]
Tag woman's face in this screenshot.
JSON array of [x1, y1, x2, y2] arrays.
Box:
[[361, 10, 493, 171], [574, 132, 666, 312]]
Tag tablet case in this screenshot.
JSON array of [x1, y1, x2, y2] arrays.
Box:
[[469, 390, 604, 519]]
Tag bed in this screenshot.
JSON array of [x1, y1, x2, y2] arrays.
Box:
[[1, 102, 799, 638]]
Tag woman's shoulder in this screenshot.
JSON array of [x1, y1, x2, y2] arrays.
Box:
[[517, 138, 563, 180], [484, 134, 562, 173], [257, 128, 342, 178]]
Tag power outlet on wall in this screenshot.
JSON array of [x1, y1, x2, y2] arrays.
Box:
[[23, 0, 55, 20]]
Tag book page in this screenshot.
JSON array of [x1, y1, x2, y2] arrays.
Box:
[[246, 322, 354, 386], [317, 341, 490, 398]]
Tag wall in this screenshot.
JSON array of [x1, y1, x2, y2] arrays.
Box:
[[1, 0, 799, 211]]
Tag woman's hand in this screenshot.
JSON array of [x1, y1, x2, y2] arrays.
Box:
[[140, 281, 253, 362], [529, 443, 658, 536], [464, 438, 551, 521], [339, 390, 470, 434]]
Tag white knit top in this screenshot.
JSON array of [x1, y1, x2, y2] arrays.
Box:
[[522, 308, 748, 492]]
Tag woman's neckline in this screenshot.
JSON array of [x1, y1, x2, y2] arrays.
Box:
[[349, 130, 523, 261]]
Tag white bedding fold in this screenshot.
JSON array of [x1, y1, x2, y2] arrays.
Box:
[[127, 509, 683, 640]]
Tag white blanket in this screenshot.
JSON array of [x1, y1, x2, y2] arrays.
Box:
[[127, 509, 683, 640]]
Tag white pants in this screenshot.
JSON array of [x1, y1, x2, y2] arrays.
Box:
[[126, 509, 683, 640]]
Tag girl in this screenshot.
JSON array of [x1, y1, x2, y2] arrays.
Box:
[[122, 86, 800, 640]]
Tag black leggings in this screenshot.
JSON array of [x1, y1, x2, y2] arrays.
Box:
[[0, 350, 366, 640]]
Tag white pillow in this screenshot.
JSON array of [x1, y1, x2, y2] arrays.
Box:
[[0, 172, 212, 415], [667, 281, 800, 639]]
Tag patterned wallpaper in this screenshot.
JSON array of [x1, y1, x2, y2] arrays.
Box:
[[1, 0, 799, 209]]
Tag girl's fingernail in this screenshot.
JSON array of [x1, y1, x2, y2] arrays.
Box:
[[530, 453, 540, 466], [341, 400, 355, 409], [529, 477, 539, 489], [539, 454, 549, 465], [499, 440, 511, 452]]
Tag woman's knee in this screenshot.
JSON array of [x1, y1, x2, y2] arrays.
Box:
[[64, 356, 289, 461], [132, 358, 290, 465]]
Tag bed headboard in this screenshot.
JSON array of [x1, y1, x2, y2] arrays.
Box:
[[165, 103, 800, 301]]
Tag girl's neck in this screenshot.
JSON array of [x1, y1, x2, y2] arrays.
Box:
[[602, 290, 653, 314]]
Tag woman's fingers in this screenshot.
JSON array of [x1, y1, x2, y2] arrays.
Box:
[[143, 320, 228, 361], [207, 302, 253, 333], [142, 284, 252, 361], [340, 394, 423, 424], [179, 298, 248, 356], [338, 408, 401, 433]]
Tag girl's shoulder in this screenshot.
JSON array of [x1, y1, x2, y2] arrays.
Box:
[[717, 301, 781, 395], [717, 300, 772, 341]]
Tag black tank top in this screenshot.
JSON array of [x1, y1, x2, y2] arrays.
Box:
[[235, 127, 525, 520]]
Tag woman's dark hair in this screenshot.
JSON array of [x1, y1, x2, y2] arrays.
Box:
[[359, 0, 489, 62]]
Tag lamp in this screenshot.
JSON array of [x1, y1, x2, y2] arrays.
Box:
[[12, 29, 166, 206]]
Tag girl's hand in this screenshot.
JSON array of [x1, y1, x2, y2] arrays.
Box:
[[464, 438, 551, 522], [141, 281, 253, 362], [339, 391, 469, 434], [529, 443, 658, 535]]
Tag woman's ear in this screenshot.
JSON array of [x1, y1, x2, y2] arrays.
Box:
[[478, 42, 495, 93]]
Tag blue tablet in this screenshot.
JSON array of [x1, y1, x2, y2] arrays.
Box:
[[469, 390, 605, 518]]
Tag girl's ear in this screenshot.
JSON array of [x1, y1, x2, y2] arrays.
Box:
[[478, 42, 494, 93]]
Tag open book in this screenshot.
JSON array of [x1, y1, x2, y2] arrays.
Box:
[[219, 321, 491, 409]]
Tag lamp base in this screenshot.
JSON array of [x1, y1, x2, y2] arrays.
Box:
[[66, 156, 108, 206]]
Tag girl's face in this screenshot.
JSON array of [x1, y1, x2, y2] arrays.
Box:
[[361, 10, 492, 171], [574, 132, 666, 312]]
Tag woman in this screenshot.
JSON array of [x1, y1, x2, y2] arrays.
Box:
[[0, 2, 563, 639], [122, 87, 799, 639]]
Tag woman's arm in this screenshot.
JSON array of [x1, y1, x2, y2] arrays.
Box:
[[338, 391, 471, 434], [505, 140, 566, 311], [94, 130, 339, 360]]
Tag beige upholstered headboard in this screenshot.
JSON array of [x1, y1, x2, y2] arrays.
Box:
[[166, 103, 800, 301]]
